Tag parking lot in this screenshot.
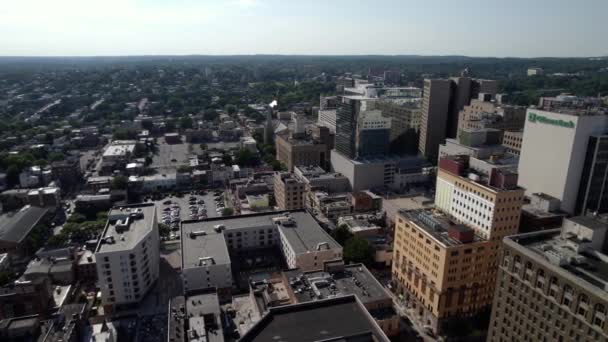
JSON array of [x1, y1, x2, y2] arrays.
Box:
[[154, 191, 226, 239], [150, 136, 192, 173]]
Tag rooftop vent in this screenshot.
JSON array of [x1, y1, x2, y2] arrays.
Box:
[[198, 257, 216, 266], [214, 224, 226, 233], [189, 231, 207, 239], [316, 242, 330, 251]]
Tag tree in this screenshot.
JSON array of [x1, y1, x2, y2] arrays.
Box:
[[177, 165, 192, 173], [48, 152, 66, 162], [332, 225, 353, 246], [179, 116, 193, 130], [225, 104, 237, 115], [203, 109, 219, 122], [145, 156, 153, 166], [235, 149, 259, 167], [221, 208, 234, 216], [222, 153, 232, 165], [343, 237, 375, 265], [111, 175, 128, 190], [159, 223, 171, 238], [68, 212, 87, 223], [199, 143, 208, 150]]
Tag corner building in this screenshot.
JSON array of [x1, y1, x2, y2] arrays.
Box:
[[392, 155, 524, 334], [488, 216, 608, 342]]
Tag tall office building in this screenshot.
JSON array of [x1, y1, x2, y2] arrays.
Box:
[[576, 134, 608, 215], [419, 79, 452, 161], [517, 95, 608, 214], [392, 154, 524, 334], [335, 95, 391, 160], [335, 96, 361, 159], [356, 110, 391, 158], [418, 76, 497, 161], [487, 216, 608, 342]]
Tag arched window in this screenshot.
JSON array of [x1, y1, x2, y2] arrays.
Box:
[[548, 277, 559, 298], [523, 262, 533, 281], [513, 255, 522, 274], [577, 294, 589, 317], [535, 269, 545, 289], [593, 304, 606, 328], [561, 285, 573, 307]]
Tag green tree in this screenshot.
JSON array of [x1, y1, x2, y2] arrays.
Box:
[[48, 152, 66, 162], [222, 153, 232, 165], [235, 149, 259, 167], [111, 175, 128, 190], [203, 109, 219, 121], [221, 208, 234, 216], [159, 223, 171, 238], [177, 165, 192, 173], [332, 225, 353, 246], [180, 116, 193, 130], [225, 104, 237, 115], [343, 237, 375, 265], [199, 143, 208, 150]]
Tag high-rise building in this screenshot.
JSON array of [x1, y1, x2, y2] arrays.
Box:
[[418, 76, 497, 161], [576, 134, 608, 215], [356, 109, 391, 158], [392, 155, 524, 334], [94, 204, 159, 312], [335, 96, 361, 159], [487, 216, 608, 342], [274, 172, 306, 210], [335, 96, 392, 160], [517, 95, 608, 214], [419, 79, 452, 161]]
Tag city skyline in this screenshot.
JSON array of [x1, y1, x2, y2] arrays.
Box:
[[1, 0, 607, 57]]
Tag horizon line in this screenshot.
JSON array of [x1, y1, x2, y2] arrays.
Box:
[[0, 53, 606, 60]]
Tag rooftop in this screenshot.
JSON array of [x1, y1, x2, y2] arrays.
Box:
[[509, 215, 608, 293], [103, 143, 135, 158], [0, 205, 49, 243], [95, 203, 156, 254], [239, 295, 389, 342], [186, 291, 224, 342], [284, 263, 390, 305], [181, 210, 340, 270], [398, 209, 484, 247]]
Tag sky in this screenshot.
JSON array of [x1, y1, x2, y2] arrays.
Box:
[[0, 0, 606, 57]]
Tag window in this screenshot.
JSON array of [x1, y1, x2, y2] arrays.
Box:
[[593, 304, 606, 328]]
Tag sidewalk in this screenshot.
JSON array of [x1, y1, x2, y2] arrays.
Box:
[[386, 288, 439, 342]]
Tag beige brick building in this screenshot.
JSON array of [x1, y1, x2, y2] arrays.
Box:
[[275, 133, 329, 172], [488, 216, 608, 342], [392, 154, 524, 334], [273, 172, 306, 210], [501, 130, 523, 155]]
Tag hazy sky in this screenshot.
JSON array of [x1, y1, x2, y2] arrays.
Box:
[[0, 0, 606, 57]]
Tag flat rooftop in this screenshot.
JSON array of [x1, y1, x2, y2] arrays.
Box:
[[285, 263, 389, 305], [398, 209, 484, 247], [510, 230, 608, 293], [95, 203, 156, 254], [0, 205, 49, 243], [181, 223, 230, 269], [181, 210, 340, 268], [239, 295, 389, 342], [186, 292, 224, 342]]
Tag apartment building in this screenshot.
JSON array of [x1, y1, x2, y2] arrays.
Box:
[[488, 216, 608, 341], [274, 172, 306, 210], [181, 210, 343, 296], [94, 204, 159, 312]]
